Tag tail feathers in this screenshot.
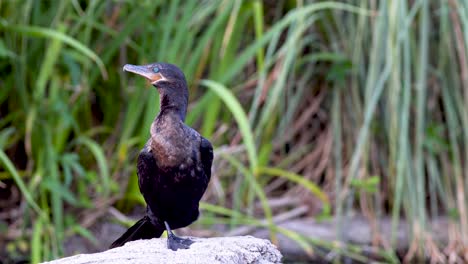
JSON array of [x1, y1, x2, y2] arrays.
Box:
[[110, 215, 164, 248]]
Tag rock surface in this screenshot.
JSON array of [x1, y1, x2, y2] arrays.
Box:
[[43, 236, 282, 264]]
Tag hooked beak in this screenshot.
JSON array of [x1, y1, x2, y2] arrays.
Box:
[[123, 64, 166, 84]]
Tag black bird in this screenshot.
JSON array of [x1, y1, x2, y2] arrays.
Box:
[[110, 63, 213, 251]]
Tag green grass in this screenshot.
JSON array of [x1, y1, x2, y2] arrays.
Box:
[[0, 0, 467, 263]]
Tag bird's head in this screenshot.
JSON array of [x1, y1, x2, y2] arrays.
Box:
[[123, 62, 187, 90], [123, 62, 189, 120]]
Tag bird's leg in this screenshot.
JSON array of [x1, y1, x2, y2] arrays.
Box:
[[164, 221, 194, 251]]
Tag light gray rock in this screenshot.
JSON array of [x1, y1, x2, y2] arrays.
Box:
[[43, 236, 282, 264]]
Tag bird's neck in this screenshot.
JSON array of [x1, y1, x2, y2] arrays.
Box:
[[159, 90, 188, 122]]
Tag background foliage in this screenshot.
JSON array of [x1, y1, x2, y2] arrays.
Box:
[[0, 0, 467, 263]]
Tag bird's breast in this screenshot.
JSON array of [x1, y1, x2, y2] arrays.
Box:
[[150, 121, 200, 170]]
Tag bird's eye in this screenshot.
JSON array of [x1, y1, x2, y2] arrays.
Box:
[[153, 67, 160, 73]]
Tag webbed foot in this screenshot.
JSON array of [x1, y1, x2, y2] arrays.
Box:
[[167, 233, 194, 250], [164, 221, 194, 251]]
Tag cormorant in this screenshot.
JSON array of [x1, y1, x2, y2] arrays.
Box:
[[110, 62, 213, 251]]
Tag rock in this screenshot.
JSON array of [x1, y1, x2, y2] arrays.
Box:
[[43, 236, 282, 264]]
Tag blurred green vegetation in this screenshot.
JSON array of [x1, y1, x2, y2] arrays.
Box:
[[0, 0, 467, 263]]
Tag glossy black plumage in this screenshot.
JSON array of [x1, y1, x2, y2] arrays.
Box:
[[110, 63, 213, 250]]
